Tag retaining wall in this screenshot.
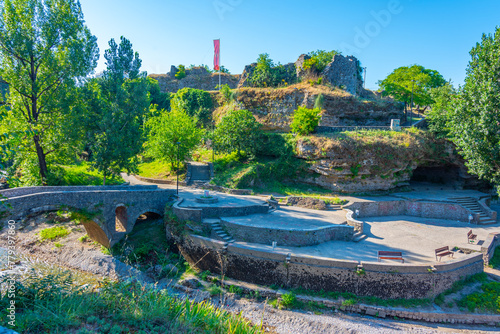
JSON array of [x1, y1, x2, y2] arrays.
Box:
[[177, 234, 484, 299], [173, 200, 269, 223], [481, 232, 500, 266], [220, 219, 354, 246], [344, 200, 473, 222]]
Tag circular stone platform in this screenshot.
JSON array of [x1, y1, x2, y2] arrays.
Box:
[[195, 196, 219, 204]]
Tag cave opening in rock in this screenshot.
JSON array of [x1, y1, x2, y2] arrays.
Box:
[[411, 165, 461, 185]]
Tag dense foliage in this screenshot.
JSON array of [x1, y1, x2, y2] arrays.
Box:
[[426, 83, 456, 138], [290, 107, 322, 135], [145, 108, 204, 170], [170, 87, 214, 124], [175, 64, 186, 79], [79, 37, 149, 184], [0, 0, 99, 183], [212, 109, 262, 157], [303, 50, 341, 72], [378, 65, 446, 110], [447, 27, 500, 191], [248, 53, 296, 88]]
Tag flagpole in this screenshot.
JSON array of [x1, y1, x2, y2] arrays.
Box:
[[218, 39, 221, 90]]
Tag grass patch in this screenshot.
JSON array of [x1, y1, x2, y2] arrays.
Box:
[[78, 235, 90, 243], [39, 226, 70, 241], [458, 281, 500, 313], [137, 159, 183, 179], [0, 270, 263, 333], [55, 162, 123, 186]]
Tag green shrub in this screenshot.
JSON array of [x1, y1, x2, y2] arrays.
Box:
[[248, 53, 296, 88], [304, 50, 341, 72], [219, 84, 233, 104], [39, 226, 70, 241], [175, 65, 186, 79], [78, 235, 90, 243], [290, 107, 321, 135], [54, 242, 64, 248], [280, 292, 296, 308], [170, 87, 213, 124]]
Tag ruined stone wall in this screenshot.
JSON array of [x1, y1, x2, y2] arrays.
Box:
[[177, 234, 484, 299], [321, 54, 363, 96], [149, 66, 239, 93]]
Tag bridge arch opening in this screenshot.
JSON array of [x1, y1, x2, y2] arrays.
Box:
[[115, 205, 128, 232]]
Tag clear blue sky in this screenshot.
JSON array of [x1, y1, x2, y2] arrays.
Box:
[[80, 0, 500, 90]]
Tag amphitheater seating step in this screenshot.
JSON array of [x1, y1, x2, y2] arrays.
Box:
[[202, 218, 236, 244], [449, 196, 497, 225], [353, 232, 367, 242]]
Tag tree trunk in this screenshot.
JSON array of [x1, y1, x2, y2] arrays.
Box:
[[33, 135, 48, 184]]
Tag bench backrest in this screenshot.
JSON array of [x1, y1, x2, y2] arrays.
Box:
[[467, 230, 473, 237], [435, 246, 449, 254], [378, 251, 402, 256]]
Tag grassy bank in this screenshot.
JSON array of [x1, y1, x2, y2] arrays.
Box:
[[0, 270, 262, 333]]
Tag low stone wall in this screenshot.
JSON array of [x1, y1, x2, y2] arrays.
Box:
[[172, 199, 269, 223], [196, 184, 252, 195], [1, 185, 157, 198], [479, 197, 497, 221], [220, 219, 354, 246], [177, 234, 484, 299], [345, 209, 364, 233], [481, 232, 500, 266], [134, 175, 187, 186], [344, 200, 473, 222]]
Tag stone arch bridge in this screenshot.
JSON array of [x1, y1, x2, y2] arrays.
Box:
[[0, 185, 175, 247]]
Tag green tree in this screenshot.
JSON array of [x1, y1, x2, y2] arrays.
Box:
[[378, 65, 446, 112], [290, 107, 322, 135], [249, 53, 274, 88], [170, 87, 213, 124], [304, 50, 341, 72], [448, 28, 500, 190], [148, 77, 171, 111], [426, 82, 456, 138], [212, 109, 261, 157], [82, 37, 149, 185], [144, 108, 204, 171], [0, 0, 99, 182]]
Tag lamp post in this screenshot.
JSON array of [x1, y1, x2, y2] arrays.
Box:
[[410, 79, 415, 126], [176, 141, 181, 196], [363, 67, 367, 89]]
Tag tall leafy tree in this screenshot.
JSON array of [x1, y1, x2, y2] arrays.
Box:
[[426, 82, 456, 138], [82, 37, 149, 185], [0, 0, 99, 182], [212, 109, 261, 157], [378, 65, 446, 112], [144, 107, 204, 171], [448, 28, 500, 191]]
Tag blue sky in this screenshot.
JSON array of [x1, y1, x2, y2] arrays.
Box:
[[80, 0, 500, 90]]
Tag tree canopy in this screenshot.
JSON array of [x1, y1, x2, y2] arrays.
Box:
[[81, 37, 149, 184], [378, 65, 446, 110], [0, 0, 99, 183], [144, 107, 204, 171], [447, 28, 500, 191], [212, 109, 262, 157]]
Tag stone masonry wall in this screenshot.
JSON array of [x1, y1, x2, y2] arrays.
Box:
[[220, 219, 354, 247], [321, 54, 363, 96], [177, 234, 484, 299]]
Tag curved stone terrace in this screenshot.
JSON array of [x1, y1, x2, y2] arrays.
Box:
[[123, 174, 499, 265]]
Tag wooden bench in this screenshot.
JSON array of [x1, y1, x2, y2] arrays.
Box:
[[435, 246, 454, 261], [377, 251, 404, 263], [467, 230, 477, 243]]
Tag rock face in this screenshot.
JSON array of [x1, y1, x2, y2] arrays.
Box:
[[293, 133, 468, 193], [294, 54, 312, 77], [149, 66, 239, 93], [237, 63, 257, 88], [321, 55, 363, 96], [229, 85, 402, 131]]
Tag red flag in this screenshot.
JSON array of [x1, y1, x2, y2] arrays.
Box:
[[214, 39, 220, 71]]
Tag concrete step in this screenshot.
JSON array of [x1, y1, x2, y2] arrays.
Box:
[[478, 219, 497, 225], [353, 234, 367, 242], [202, 218, 221, 225]]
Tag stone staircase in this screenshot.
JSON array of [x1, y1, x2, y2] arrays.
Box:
[[202, 218, 235, 246], [326, 204, 342, 211], [450, 197, 497, 225]]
